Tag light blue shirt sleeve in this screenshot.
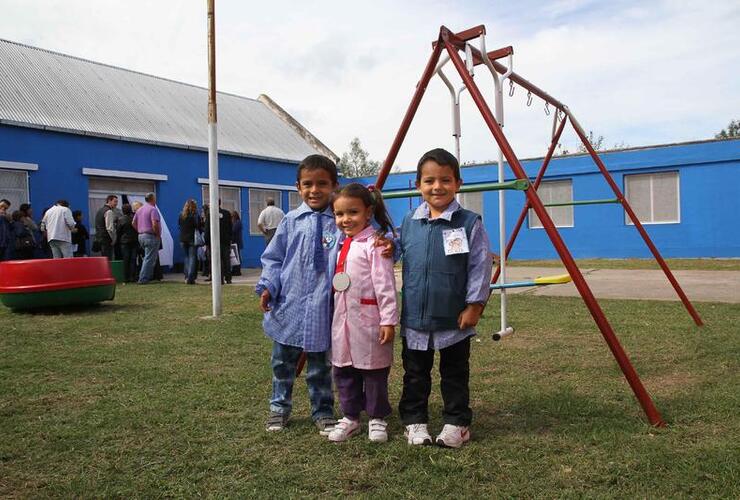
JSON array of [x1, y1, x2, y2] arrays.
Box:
[[255, 216, 289, 301], [465, 219, 493, 304]]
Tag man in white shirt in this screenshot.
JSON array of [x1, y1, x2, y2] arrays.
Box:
[[40, 200, 76, 258], [257, 198, 285, 245]]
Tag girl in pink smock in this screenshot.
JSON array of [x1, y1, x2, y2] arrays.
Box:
[[327, 183, 398, 443]]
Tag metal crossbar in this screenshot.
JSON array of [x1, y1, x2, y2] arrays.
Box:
[[543, 198, 619, 207], [382, 179, 528, 200]]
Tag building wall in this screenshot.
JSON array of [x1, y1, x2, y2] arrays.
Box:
[[0, 124, 301, 267], [365, 139, 740, 259]]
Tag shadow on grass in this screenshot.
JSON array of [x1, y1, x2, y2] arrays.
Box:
[[8, 301, 154, 316], [474, 388, 645, 442]]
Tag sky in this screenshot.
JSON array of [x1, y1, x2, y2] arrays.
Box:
[[1, 0, 738, 170]]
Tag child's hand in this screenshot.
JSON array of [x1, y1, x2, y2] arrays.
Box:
[[379, 325, 395, 344], [260, 289, 272, 312], [374, 235, 395, 258], [458, 303, 485, 329]]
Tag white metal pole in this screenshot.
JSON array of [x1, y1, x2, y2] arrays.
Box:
[[479, 36, 514, 338], [207, 0, 222, 317]]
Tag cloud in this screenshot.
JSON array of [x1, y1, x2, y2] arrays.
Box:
[[0, 0, 738, 170]]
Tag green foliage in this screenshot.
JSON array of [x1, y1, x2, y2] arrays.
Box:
[[0, 284, 738, 497], [337, 137, 380, 178], [557, 131, 628, 155], [715, 119, 740, 139]]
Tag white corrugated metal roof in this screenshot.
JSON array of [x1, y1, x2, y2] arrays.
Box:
[[0, 39, 321, 163]]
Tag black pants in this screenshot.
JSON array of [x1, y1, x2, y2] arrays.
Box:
[[120, 243, 138, 282], [100, 240, 114, 260], [399, 336, 471, 426], [220, 244, 231, 283]]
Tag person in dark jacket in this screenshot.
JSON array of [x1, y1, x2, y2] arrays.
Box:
[[94, 195, 118, 259], [116, 204, 139, 282], [71, 210, 90, 257], [0, 199, 11, 261], [204, 199, 233, 284], [231, 210, 243, 276], [178, 198, 201, 285], [11, 210, 35, 260]]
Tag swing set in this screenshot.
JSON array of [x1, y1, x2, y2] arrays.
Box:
[[375, 25, 704, 427]]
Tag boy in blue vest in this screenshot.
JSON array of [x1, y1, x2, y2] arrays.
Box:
[[399, 148, 492, 448]]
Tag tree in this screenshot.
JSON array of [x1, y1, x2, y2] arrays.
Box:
[[556, 130, 628, 156], [337, 138, 380, 178], [715, 119, 740, 139]]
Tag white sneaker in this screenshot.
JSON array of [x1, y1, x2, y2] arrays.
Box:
[[327, 417, 360, 442], [404, 423, 432, 445], [368, 419, 388, 442], [435, 424, 470, 448]]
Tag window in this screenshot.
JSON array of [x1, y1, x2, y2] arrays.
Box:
[[624, 172, 679, 225], [249, 189, 282, 235], [88, 177, 155, 236], [0, 169, 29, 210], [289, 191, 302, 211], [202, 185, 241, 216], [528, 180, 573, 228], [456, 192, 483, 221]]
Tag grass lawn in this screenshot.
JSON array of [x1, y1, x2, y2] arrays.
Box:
[[507, 258, 740, 271], [1, 283, 738, 497]]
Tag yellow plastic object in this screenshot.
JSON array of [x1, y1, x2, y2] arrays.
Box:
[[533, 274, 572, 285]]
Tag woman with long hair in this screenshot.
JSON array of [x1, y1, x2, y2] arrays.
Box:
[[178, 198, 201, 284]]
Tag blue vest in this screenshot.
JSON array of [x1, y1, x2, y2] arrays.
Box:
[[400, 207, 480, 331]]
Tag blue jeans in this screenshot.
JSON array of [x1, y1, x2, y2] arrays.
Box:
[[270, 341, 334, 421], [138, 233, 160, 283], [181, 242, 197, 283]]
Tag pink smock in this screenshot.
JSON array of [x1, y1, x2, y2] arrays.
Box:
[[331, 225, 398, 369]]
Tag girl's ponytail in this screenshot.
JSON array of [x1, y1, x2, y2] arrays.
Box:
[[368, 185, 396, 237]]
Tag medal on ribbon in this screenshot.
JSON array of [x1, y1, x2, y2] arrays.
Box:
[[332, 236, 353, 292]]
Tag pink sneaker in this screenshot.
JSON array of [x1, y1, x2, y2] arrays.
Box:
[[328, 417, 360, 442]]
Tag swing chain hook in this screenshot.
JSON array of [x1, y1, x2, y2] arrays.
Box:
[[508, 80, 515, 97], [544, 102, 550, 116], [526, 91, 533, 107]]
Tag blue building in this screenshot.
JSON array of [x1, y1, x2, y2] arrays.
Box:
[[0, 39, 336, 268], [363, 138, 740, 259]]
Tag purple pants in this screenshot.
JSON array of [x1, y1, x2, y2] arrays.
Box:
[[333, 366, 391, 420]]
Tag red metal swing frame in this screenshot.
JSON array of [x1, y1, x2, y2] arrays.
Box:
[[374, 25, 704, 427]]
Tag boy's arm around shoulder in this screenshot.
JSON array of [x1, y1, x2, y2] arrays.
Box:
[[369, 240, 399, 327], [255, 216, 289, 302]]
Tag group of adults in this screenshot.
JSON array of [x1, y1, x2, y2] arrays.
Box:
[[94, 193, 163, 284], [178, 198, 248, 285], [0, 198, 89, 262], [0, 194, 285, 284]]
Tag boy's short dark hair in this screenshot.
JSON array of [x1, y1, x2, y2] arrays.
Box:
[[416, 148, 461, 182], [297, 154, 338, 185], [72, 210, 82, 218]]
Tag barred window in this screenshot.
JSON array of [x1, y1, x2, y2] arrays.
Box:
[[624, 172, 679, 224], [456, 192, 484, 221], [249, 189, 282, 235], [0, 169, 29, 210], [528, 179, 573, 228], [202, 185, 241, 217], [288, 191, 302, 211]]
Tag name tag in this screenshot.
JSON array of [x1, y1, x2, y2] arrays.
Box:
[[442, 227, 469, 255]]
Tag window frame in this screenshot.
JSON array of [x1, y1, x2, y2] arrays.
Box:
[[201, 185, 242, 216], [624, 171, 680, 226], [528, 179, 574, 229], [456, 191, 484, 223], [249, 188, 283, 236], [0, 168, 30, 210]]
